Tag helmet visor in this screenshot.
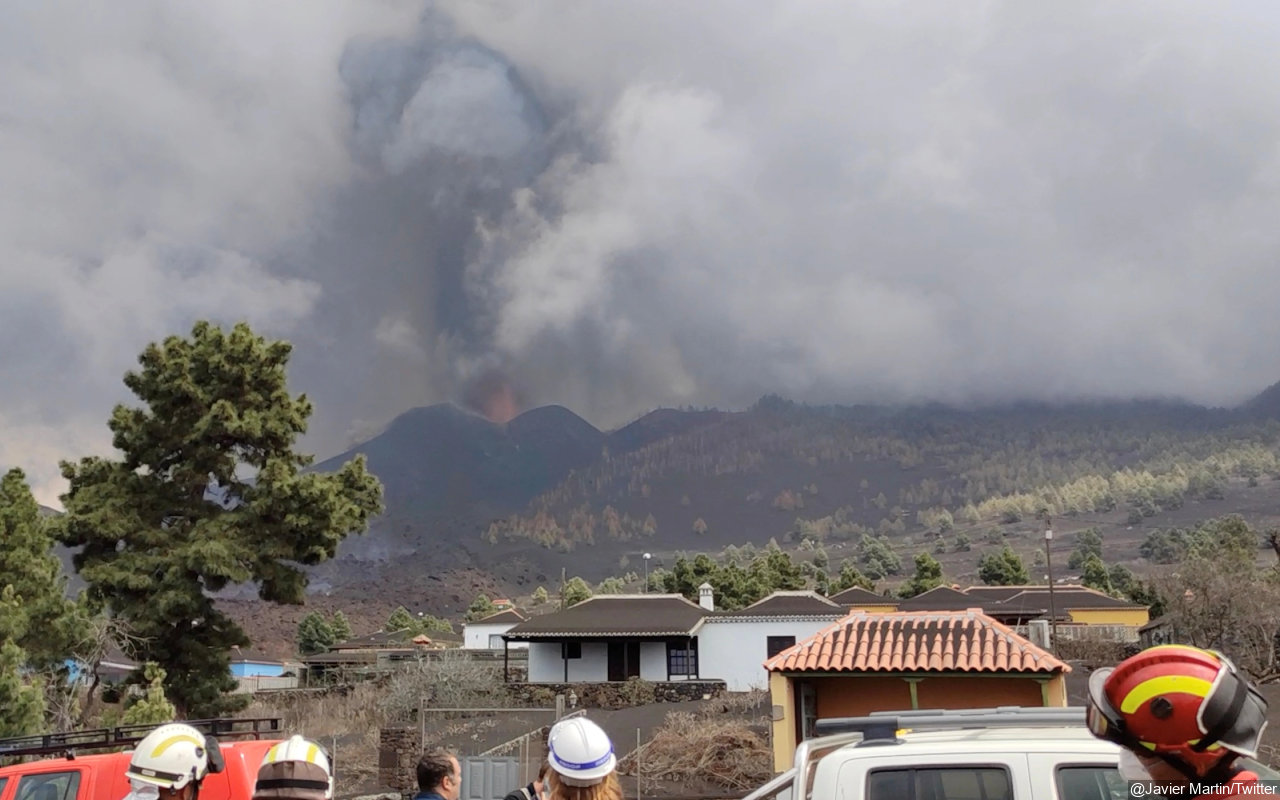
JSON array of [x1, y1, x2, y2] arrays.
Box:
[[1197, 651, 1269, 758], [1086, 667, 1126, 744]]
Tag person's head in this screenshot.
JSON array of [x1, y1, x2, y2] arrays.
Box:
[[416, 748, 461, 800], [544, 718, 621, 800], [253, 735, 334, 800], [1086, 644, 1268, 785], [126, 723, 215, 800]]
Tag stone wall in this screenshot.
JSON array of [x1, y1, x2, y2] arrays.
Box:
[[505, 679, 726, 709], [378, 725, 422, 793]]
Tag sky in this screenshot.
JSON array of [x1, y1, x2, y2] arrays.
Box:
[[5, 0, 1280, 506]]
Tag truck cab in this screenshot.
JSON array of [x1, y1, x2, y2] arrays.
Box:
[[0, 719, 285, 800], [743, 706, 1280, 800]]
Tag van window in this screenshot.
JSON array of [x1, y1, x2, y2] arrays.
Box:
[[868, 766, 1013, 800], [0, 778, 9, 799], [15, 772, 81, 800], [1055, 766, 1128, 800]]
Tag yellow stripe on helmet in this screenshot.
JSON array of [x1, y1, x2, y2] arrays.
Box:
[[151, 735, 204, 757], [306, 744, 319, 764], [1120, 675, 1213, 714]]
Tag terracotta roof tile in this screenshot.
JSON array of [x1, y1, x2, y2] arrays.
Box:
[[763, 608, 1068, 674]]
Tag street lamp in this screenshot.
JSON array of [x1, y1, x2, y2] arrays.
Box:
[[1044, 521, 1059, 654], [643, 553, 651, 593]]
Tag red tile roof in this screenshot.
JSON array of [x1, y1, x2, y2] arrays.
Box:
[[763, 609, 1069, 674]]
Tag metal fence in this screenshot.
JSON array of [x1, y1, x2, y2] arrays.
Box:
[[1011, 624, 1140, 643]]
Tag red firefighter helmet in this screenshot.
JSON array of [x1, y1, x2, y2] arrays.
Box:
[[1086, 644, 1268, 777]]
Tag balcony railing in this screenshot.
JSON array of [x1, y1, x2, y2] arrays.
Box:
[[1012, 623, 1140, 643]]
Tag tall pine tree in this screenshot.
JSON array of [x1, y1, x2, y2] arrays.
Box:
[[55, 321, 383, 717]]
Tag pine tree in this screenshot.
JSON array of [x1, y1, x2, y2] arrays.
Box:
[[54, 321, 384, 717], [0, 468, 80, 670], [122, 663, 177, 725], [329, 611, 352, 642], [297, 612, 336, 656], [0, 586, 45, 736]]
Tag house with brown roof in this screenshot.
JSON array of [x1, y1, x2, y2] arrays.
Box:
[[827, 586, 901, 611], [884, 584, 1148, 642], [500, 585, 847, 690], [763, 608, 1070, 772], [463, 608, 529, 650]]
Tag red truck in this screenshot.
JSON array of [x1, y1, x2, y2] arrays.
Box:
[[0, 719, 285, 800]]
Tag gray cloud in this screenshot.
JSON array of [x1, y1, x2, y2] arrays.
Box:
[[5, 0, 1280, 504]]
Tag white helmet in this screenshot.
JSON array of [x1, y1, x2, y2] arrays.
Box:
[[547, 718, 615, 787], [126, 724, 210, 791], [254, 735, 334, 800]]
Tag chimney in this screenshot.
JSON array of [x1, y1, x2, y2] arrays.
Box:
[[698, 582, 715, 611], [1027, 619, 1050, 650]]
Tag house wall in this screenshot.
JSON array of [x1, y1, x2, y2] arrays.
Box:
[[640, 642, 668, 680], [463, 623, 529, 650], [231, 662, 285, 678], [847, 604, 900, 613], [699, 618, 841, 691], [527, 642, 609, 682], [1068, 608, 1149, 626]]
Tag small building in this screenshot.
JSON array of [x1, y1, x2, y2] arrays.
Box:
[[827, 586, 901, 612], [503, 594, 707, 683], [464, 609, 529, 650], [764, 608, 1069, 772], [502, 585, 852, 690], [230, 647, 292, 678]]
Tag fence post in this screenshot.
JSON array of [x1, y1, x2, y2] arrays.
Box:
[[635, 728, 641, 800], [555, 694, 565, 721]]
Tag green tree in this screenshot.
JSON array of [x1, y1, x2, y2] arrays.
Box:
[[830, 560, 875, 593], [297, 612, 336, 656], [54, 321, 384, 717], [467, 594, 497, 622], [954, 534, 972, 552], [122, 663, 177, 725], [386, 606, 416, 632], [1068, 528, 1104, 570], [1080, 554, 1114, 595], [597, 577, 625, 594], [0, 468, 80, 671], [899, 552, 945, 599], [563, 577, 593, 607], [329, 611, 352, 642], [977, 546, 1030, 586], [532, 586, 549, 606], [0, 586, 45, 736]]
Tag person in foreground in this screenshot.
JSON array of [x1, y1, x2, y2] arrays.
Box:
[[1086, 643, 1269, 797], [252, 735, 335, 800], [124, 723, 224, 800], [504, 762, 550, 800], [414, 748, 462, 800], [544, 717, 622, 800]]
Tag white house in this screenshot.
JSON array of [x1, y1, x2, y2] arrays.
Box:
[[463, 608, 529, 650], [500, 584, 847, 691]]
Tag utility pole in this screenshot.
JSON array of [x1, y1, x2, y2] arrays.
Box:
[[1045, 517, 1059, 654], [643, 553, 651, 593], [560, 567, 567, 610]]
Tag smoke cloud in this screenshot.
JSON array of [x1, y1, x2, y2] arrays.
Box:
[[5, 0, 1280, 504]]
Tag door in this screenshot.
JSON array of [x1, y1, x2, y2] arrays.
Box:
[[607, 642, 641, 680]]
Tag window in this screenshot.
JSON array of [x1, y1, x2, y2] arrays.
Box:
[[766, 636, 796, 658], [667, 640, 698, 676], [562, 642, 582, 659], [1055, 766, 1129, 800], [15, 772, 82, 800], [488, 634, 504, 648], [0, 778, 8, 799], [867, 767, 1012, 800]]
